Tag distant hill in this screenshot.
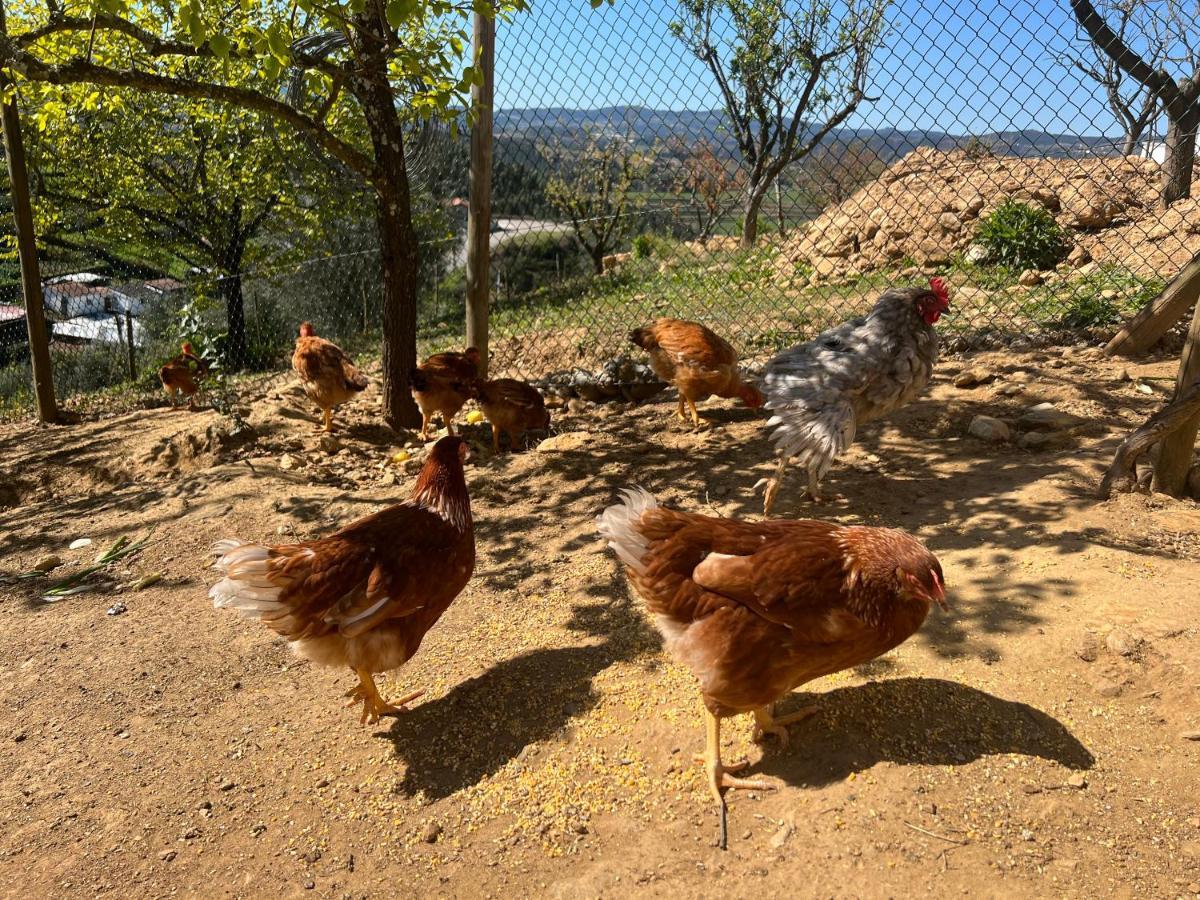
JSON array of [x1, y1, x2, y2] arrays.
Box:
[[494, 106, 1125, 162]]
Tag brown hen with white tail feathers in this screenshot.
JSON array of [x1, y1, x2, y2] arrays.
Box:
[[210, 436, 474, 724], [597, 487, 946, 848]]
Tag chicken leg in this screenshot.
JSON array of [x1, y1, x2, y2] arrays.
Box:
[[344, 669, 424, 725], [696, 705, 775, 849], [674, 395, 688, 423], [752, 702, 819, 749]]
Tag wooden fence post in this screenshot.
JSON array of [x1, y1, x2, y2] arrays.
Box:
[[0, 5, 58, 423], [1152, 294, 1200, 495], [125, 311, 136, 381], [464, 3, 495, 378]]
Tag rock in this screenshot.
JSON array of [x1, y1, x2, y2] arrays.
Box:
[[279, 454, 299, 471], [1019, 403, 1086, 430], [565, 398, 589, 415], [106, 601, 128, 617], [1075, 633, 1099, 662], [318, 434, 342, 454], [159, 850, 177, 862], [1018, 269, 1044, 287], [1067, 245, 1092, 267], [1181, 731, 1200, 741], [996, 383, 1023, 397], [812, 256, 841, 278], [1105, 628, 1140, 657], [953, 368, 996, 388], [937, 212, 961, 232], [68, 538, 93, 551], [1020, 828, 1035, 842], [32, 554, 62, 572], [537, 431, 590, 453], [770, 822, 793, 848], [1094, 677, 1123, 698], [968, 415, 1011, 442], [421, 821, 443, 843], [964, 243, 989, 264], [250, 823, 267, 837], [1100, 289, 1119, 301]]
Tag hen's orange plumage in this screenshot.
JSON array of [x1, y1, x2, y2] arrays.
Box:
[[292, 322, 368, 433], [597, 488, 946, 846], [410, 348, 480, 441], [630, 318, 763, 426], [211, 436, 474, 724], [158, 341, 208, 408], [476, 378, 550, 452]]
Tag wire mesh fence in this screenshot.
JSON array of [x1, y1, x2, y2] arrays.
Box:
[[2, 0, 1199, 421]]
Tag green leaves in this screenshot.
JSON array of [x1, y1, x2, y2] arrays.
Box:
[[386, 0, 420, 28]]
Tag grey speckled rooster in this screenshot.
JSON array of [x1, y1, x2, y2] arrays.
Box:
[[756, 279, 950, 515]]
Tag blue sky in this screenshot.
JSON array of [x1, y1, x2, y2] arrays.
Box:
[[494, 0, 1168, 140]]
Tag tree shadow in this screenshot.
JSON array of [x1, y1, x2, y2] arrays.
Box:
[[755, 677, 1093, 787]]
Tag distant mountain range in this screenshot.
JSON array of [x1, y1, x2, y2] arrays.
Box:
[[494, 106, 1127, 161]]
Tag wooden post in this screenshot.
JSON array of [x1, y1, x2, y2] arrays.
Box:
[[125, 311, 136, 381], [464, 3, 495, 377], [0, 5, 58, 423], [1152, 294, 1200, 495], [1105, 251, 1200, 357]]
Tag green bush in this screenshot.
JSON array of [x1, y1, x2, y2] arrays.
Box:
[[975, 200, 1067, 271], [492, 231, 590, 294]]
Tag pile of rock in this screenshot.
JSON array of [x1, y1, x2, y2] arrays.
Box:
[[776, 148, 1175, 283], [536, 355, 667, 406]]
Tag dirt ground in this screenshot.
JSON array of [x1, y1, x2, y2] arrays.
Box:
[[2, 344, 1199, 900]]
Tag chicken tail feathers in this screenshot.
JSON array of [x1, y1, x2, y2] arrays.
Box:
[[209, 539, 286, 619], [596, 487, 658, 575], [343, 361, 368, 392], [409, 367, 430, 392], [628, 326, 657, 352], [766, 398, 856, 480]]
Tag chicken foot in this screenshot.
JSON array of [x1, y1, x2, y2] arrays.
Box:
[[344, 669, 424, 725], [315, 408, 336, 433], [759, 458, 827, 516], [673, 395, 708, 429], [696, 706, 775, 850], [752, 702, 820, 749]]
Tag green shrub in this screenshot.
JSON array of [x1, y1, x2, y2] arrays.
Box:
[[975, 200, 1067, 271], [492, 231, 589, 294]]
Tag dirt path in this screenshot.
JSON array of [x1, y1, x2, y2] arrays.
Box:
[[1, 347, 1198, 899]]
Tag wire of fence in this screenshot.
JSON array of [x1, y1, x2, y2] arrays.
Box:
[[2, 0, 1199, 421]]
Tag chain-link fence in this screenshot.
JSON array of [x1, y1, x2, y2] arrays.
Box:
[[2, 0, 1199, 420]]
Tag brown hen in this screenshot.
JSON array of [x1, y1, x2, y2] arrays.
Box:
[[291, 322, 368, 432], [158, 341, 208, 408], [210, 436, 474, 724], [597, 488, 946, 847], [410, 348, 480, 441], [476, 378, 551, 453], [629, 318, 763, 426]]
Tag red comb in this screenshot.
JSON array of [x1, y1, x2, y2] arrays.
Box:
[[929, 277, 949, 303]]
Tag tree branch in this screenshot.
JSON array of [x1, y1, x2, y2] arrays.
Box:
[[1070, 0, 1180, 103], [0, 47, 377, 182]]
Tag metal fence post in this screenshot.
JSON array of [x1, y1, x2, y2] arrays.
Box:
[[0, 2, 58, 423], [125, 311, 136, 381]]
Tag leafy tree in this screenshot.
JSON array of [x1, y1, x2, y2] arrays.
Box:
[[670, 0, 890, 247], [1071, 0, 1200, 206], [671, 138, 744, 241], [541, 131, 655, 274], [0, 0, 528, 429], [25, 83, 336, 366]]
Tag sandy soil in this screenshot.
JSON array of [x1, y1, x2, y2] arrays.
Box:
[[1, 345, 1199, 900]]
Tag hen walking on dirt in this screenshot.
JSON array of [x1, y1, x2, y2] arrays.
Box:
[[291, 322, 369, 433], [629, 318, 763, 427], [210, 436, 475, 724], [597, 488, 947, 848], [158, 341, 208, 409], [410, 348, 481, 441], [758, 279, 948, 514]]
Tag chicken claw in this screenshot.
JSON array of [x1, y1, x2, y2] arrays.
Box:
[[699, 707, 775, 849], [344, 669, 423, 725], [753, 703, 820, 749]]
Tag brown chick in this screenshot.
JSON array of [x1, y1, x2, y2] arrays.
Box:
[[410, 347, 480, 441], [158, 341, 208, 409], [291, 322, 368, 433], [210, 436, 475, 725], [476, 378, 551, 453], [629, 318, 764, 426], [597, 488, 947, 848]]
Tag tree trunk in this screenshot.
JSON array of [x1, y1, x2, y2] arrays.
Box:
[[590, 245, 605, 274], [741, 185, 766, 248], [221, 274, 248, 369], [1161, 102, 1198, 207], [1121, 132, 1137, 157], [1152, 289, 1200, 495], [774, 179, 786, 236]]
